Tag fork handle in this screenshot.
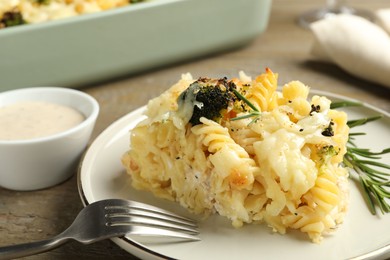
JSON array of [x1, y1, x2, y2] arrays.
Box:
[[0, 236, 69, 260]]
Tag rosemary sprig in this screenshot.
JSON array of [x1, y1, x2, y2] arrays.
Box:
[[335, 101, 390, 215]]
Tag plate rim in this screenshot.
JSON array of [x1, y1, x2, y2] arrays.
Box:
[[77, 89, 390, 260]]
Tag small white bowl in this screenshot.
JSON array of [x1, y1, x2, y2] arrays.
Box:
[[0, 87, 99, 191]]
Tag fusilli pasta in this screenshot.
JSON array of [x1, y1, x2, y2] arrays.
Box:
[[121, 68, 350, 243]]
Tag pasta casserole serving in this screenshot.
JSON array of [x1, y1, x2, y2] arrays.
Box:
[[121, 68, 350, 243]]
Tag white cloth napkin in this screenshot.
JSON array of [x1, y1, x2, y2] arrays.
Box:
[[376, 9, 390, 34], [310, 11, 390, 88]]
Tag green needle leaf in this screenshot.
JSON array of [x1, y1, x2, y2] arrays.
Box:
[[330, 101, 362, 109], [232, 88, 259, 112], [348, 115, 383, 128]]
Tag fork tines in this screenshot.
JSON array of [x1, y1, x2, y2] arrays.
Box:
[[103, 199, 199, 235]]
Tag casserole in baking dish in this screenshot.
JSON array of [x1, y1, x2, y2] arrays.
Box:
[[0, 0, 272, 91]]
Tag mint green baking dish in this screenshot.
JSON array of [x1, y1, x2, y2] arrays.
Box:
[[0, 0, 272, 91]]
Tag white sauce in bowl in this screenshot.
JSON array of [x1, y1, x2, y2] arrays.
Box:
[[0, 101, 85, 141]]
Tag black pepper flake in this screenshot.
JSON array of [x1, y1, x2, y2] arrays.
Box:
[[310, 104, 321, 115], [288, 100, 292, 103], [176, 156, 181, 160], [322, 121, 334, 137], [299, 129, 304, 132]]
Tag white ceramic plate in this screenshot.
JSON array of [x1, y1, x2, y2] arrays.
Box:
[[78, 90, 390, 260]]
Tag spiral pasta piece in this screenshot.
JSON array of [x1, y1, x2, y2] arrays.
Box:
[[281, 165, 348, 243], [192, 117, 257, 189], [245, 67, 278, 112]]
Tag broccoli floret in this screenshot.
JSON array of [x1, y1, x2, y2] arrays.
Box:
[[177, 77, 237, 125], [321, 145, 338, 156], [0, 9, 26, 28], [318, 145, 340, 167]]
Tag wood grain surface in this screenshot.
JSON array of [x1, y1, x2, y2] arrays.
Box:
[[1, 0, 389, 259]]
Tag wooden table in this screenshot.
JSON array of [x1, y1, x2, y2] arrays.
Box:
[[1, 0, 389, 259]]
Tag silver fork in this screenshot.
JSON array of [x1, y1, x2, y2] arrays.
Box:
[[0, 199, 200, 260]]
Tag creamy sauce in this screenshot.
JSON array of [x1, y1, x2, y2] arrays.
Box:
[[0, 101, 85, 141]]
